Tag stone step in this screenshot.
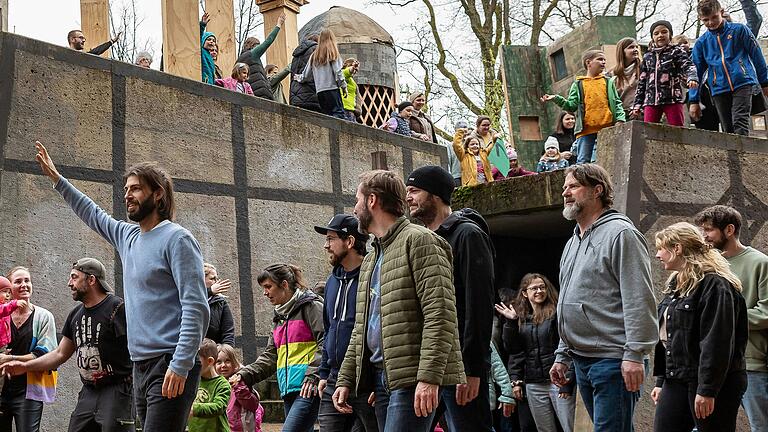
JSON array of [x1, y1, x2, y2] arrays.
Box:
[[261, 399, 287, 423]]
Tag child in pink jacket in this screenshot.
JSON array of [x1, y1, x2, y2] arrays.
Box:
[[215, 63, 255, 96], [216, 344, 263, 432]]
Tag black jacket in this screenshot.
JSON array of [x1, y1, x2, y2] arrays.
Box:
[[237, 49, 273, 100], [653, 274, 748, 397], [318, 265, 360, 381], [435, 209, 495, 376], [206, 294, 235, 346], [88, 40, 114, 56], [503, 314, 575, 393], [290, 40, 321, 112]]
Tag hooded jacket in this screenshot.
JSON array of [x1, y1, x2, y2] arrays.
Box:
[[556, 210, 658, 365], [318, 265, 361, 382], [552, 75, 626, 137], [435, 209, 495, 377], [236, 25, 281, 100], [290, 40, 321, 111], [689, 20, 768, 102], [633, 44, 697, 109], [206, 294, 235, 346], [239, 290, 324, 397], [200, 22, 216, 85]]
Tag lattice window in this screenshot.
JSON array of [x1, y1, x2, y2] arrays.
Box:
[[359, 84, 396, 128]]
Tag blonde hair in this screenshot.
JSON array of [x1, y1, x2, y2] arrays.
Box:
[[671, 35, 689, 45], [203, 263, 217, 278], [655, 222, 742, 297], [611, 38, 641, 91], [582, 49, 605, 70], [217, 343, 242, 370], [312, 30, 340, 67], [231, 62, 249, 79], [6, 266, 30, 281], [343, 58, 357, 68]]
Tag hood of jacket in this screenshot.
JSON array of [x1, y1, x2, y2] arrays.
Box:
[[272, 289, 322, 323], [436, 208, 491, 238], [293, 39, 318, 58]]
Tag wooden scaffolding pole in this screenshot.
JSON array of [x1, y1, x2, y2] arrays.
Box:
[[80, 0, 111, 57], [161, 0, 201, 81]]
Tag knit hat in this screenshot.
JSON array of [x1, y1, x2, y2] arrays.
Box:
[[0, 276, 10, 292], [506, 148, 518, 160], [397, 101, 413, 113], [408, 91, 425, 102], [544, 137, 559, 152], [650, 20, 673, 37], [406, 166, 455, 205]]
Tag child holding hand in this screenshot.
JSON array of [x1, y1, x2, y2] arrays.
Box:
[[189, 338, 232, 432], [217, 344, 264, 432]]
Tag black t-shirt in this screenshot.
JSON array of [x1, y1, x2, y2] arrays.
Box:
[[2, 310, 35, 396], [62, 294, 132, 385]]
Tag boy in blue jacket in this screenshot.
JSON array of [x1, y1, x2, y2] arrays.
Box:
[[314, 215, 377, 432], [689, 0, 768, 135]]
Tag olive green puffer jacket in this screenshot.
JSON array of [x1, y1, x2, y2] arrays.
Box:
[[336, 217, 466, 392]]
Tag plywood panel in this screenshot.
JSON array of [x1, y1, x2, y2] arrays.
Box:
[[80, 0, 111, 57], [206, 0, 236, 75], [162, 0, 202, 81]]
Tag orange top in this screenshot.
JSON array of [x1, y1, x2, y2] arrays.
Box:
[[579, 76, 614, 137]]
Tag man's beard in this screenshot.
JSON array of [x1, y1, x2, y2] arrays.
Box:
[[127, 195, 157, 222], [71, 285, 87, 302], [410, 199, 438, 226], [562, 201, 583, 220], [357, 206, 372, 235], [709, 236, 727, 251], [330, 248, 349, 267]]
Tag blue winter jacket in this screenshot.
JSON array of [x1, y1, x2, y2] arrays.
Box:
[[318, 265, 360, 381], [689, 21, 768, 102]]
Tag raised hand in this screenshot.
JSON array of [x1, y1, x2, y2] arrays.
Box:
[[494, 302, 518, 320], [278, 12, 286, 27], [35, 141, 61, 184], [211, 279, 231, 295], [201, 12, 210, 25], [540, 94, 556, 103]]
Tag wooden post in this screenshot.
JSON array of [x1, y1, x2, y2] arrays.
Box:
[[256, 0, 309, 101], [80, 0, 111, 57], [161, 0, 202, 81], [205, 0, 236, 76], [1, 0, 9, 33]]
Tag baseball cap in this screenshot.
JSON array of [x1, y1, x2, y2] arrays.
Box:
[[73, 258, 112, 293], [314, 215, 368, 241]]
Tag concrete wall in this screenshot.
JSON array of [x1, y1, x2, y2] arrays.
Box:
[[0, 31, 445, 431]]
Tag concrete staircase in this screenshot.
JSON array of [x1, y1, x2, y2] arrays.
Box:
[[255, 377, 285, 422]]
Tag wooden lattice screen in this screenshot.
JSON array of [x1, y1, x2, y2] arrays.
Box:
[[359, 84, 395, 128]]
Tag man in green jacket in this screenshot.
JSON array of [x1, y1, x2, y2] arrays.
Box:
[[332, 170, 466, 432], [696, 205, 768, 431]]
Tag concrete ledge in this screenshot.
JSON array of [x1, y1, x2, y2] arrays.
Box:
[[452, 170, 566, 216]]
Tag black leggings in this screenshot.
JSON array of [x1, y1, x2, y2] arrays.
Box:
[[653, 372, 747, 432]]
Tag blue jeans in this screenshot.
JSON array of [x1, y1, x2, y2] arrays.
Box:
[[574, 134, 597, 164], [739, 0, 763, 36], [743, 371, 768, 431], [573, 356, 639, 432], [438, 375, 494, 432], [283, 392, 320, 432], [373, 369, 436, 432]]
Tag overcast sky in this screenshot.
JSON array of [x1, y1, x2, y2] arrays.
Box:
[[7, 0, 401, 50]]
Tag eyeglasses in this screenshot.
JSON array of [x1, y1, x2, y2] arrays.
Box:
[[526, 286, 546, 293]]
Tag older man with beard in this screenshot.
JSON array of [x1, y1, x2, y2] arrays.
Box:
[[550, 164, 657, 432], [314, 215, 378, 432]]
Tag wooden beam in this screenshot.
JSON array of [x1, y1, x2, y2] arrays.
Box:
[[80, 0, 111, 57], [161, 0, 201, 81], [257, 0, 309, 101], [205, 0, 236, 76]]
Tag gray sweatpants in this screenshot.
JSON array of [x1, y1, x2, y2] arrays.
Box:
[[525, 382, 575, 432]]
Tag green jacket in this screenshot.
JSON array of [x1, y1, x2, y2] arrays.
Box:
[[336, 217, 466, 392], [553, 75, 626, 136], [189, 375, 232, 432]]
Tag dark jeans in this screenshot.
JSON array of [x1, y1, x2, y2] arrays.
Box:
[[712, 85, 753, 136], [319, 379, 378, 432], [437, 375, 494, 432], [132, 354, 200, 432], [0, 387, 43, 432], [69, 380, 135, 432], [317, 90, 347, 120], [373, 369, 436, 432], [654, 372, 747, 432], [283, 391, 320, 432], [573, 356, 639, 432]]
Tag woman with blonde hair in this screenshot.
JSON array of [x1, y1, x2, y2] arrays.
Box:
[[651, 222, 747, 432], [294, 29, 347, 119]]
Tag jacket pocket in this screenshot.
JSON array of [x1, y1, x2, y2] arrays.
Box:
[[561, 302, 600, 350], [673, 299, 697, 330]]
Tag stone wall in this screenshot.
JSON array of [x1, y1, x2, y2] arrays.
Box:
[[0, 31, 445, 431]]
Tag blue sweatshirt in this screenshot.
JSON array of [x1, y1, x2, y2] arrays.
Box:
[[318, 265, 360, 381], [55, 177, 210, 377]]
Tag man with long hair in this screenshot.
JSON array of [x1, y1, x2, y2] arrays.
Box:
[[34, 141, 209, 432]]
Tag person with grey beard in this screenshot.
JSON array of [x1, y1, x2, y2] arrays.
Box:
[[550, 164, 657, 432]]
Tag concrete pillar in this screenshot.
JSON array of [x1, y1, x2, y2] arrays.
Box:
[[1, 0, 8, 32], [161, 0, 202, 81], [205, 0, 236, 76], [256, 0, 309, 101], [80, 0, 111, 57]]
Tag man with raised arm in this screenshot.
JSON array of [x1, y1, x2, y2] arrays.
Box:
[[34, 141, 209, 432]]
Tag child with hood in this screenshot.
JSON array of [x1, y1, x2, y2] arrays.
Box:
[[200, 12, 217, 85]]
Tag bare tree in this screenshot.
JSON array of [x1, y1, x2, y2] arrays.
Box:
[[110, 0, 154, 63], [234, 0, 263, 53]]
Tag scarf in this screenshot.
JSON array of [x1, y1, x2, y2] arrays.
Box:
[[275, 288, 305, 318]]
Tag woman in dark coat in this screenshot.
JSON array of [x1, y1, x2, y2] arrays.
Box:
[[203, 263, 235, 346]]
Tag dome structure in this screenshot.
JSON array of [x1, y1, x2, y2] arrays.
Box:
[[299, 6, 398, 127]]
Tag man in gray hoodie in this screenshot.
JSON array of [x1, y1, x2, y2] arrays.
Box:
[[550, 164, 657, 432]]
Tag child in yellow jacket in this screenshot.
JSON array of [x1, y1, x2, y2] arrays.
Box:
[[452, 127, 495, 186]]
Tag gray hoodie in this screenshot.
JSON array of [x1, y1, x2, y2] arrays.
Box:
[[556, 210, 658, 365]]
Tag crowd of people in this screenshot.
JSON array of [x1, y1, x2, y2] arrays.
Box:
[[10, 2, 763, 432]]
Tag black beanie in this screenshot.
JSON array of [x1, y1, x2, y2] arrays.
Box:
[[397, 101, 414, 113], [406, 166, 455, 205], [650, 20, 673, 37]]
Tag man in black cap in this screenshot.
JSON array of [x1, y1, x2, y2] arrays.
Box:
[[314, 215, 377, 432], [2, 258, 135, 431], [405, 166, 497, 431]]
